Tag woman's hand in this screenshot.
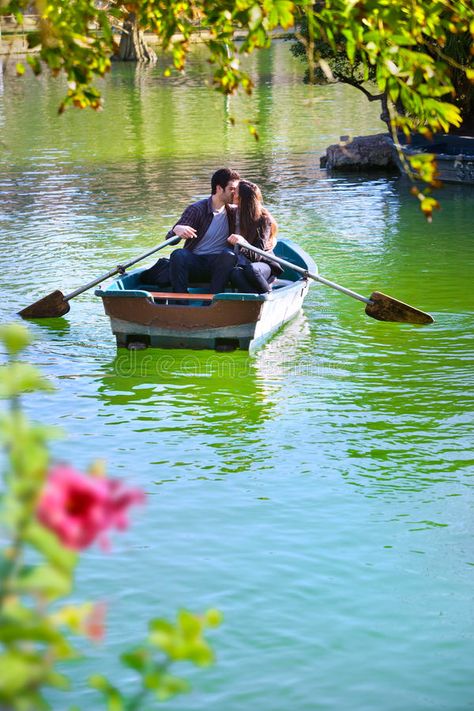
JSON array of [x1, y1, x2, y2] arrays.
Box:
[[228, 233, 246, 246], [173, 224, 197, 239]]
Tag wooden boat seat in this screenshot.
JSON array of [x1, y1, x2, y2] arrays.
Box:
[[149, 291, 214, 301], [146, 280, 296, 304]]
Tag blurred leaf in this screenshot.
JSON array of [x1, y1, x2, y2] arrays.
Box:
[[16, 564, 73, 601], [149, 618, 176, 655], [267, 0, 295, 29], [204, 608, 223, 627], [45, 670, 70, 690], [248, 124, 259, 141], [120, 646, 150, 673], [52, 602, 97, 636], [0, 362, 54, 398], [0, 615, 76, 659], [420, 195, 440, 221], [149, 609, 217, 665], [178, 609, 201, 639], [26, 54, 42, 76], [89, 675, 125, 711], [0, 323, 31, 355], [188, 639, 214, 666], [24, 522, 77, 574], [27, 31, 41, 49], [151, 672, 189, 701], [0, 650, 44, 696], [149, 618, 174, 636]]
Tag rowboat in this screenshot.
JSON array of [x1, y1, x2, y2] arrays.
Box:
[[398, 133, 474, 184], [95, 239, 316, 352]]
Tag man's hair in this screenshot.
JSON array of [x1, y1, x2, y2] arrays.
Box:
[[211, 168, 240, 194]]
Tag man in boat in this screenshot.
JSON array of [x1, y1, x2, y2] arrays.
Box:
[[167, 168, 240, 293]]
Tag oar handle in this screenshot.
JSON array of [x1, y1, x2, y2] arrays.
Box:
[[64, 235, 180, 301], [309, 274, 371, 305], [238, 240, 371, 305]]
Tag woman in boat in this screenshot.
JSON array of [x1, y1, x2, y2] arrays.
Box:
[[227, 180, 282, 293]]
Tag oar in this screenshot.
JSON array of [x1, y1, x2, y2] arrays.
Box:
[[237, 239, 434, 325], [18, 235, 180, 319]]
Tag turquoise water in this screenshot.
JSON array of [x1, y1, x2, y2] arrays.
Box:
[[1, 42, 473, 710]]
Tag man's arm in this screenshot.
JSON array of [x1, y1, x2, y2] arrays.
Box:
[[166, 202, 204, 241]]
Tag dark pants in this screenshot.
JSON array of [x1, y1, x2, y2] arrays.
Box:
[[169, 248, 237, 293], [230, 262, 273, 293]]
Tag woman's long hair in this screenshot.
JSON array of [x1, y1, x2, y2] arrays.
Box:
[[238, 180, 266, 245]]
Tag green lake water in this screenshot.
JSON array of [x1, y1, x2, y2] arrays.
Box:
[[1, 42, 473, 710]]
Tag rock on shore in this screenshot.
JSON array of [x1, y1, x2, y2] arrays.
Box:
[[320, 133, 398, 171]]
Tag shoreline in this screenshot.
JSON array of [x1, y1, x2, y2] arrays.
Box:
[[0, 19, 291, 56]]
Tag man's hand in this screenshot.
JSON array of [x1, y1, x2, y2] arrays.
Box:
[[227, 233, 246, 246], [173, 224, 197, 239]]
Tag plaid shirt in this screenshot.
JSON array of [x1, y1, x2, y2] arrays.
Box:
[[166, 196, 236, 252]]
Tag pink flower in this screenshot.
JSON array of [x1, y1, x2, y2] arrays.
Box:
[[37, 464, 145, 551]]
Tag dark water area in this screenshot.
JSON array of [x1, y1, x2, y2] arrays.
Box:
[[1, 42, 473, 710]]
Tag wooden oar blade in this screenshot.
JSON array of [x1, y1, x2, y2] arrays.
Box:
[[365, 291, 434, 324], [18, 290, 70, 319]]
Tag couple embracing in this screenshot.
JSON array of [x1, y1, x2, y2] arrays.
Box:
[[162, 167, 282, 294]]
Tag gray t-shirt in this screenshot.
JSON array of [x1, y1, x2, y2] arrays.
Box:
[[194, 207, 229, 255]]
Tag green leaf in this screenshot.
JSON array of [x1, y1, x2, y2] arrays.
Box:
[[420, 196, 440, 220], [24, 522, 78, 574], [120, 647, 150, 673], [204, 608, 223, 627], [188, 640, 214, 666], [16, 564, 73, 601], [0, 362, 54, 398], [149, 619, 178, 657], [89, 675, 125, 711], [346, 38, 356, 64], [149, 618, 174, 637], [0, 650, 45, 696], [148, 609, 219, 665], [27, 31, 42, 49], [0, 616, 76, 659], [178, 609, 201, 639], [0, 323, 31, 355], [266, 0, 295, 30], [389, 34, 416, 47], [45, 670, 70, 690], [151, 672, 189, 701], [52, 601, 105, 643], [26, 54, 42, 76]]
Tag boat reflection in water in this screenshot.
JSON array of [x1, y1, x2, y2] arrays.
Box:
[[94, 348, 276, 479], [92, 312, 322, 481]]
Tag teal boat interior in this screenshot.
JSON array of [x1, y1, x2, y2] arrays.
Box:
[[95, 239, 317, 303]]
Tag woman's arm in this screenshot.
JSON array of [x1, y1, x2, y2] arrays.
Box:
[[228, 213, 276, 256], [256, 214, 277, 252]]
